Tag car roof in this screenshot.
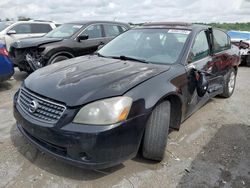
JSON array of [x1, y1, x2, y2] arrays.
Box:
[[66, 20, 130, 26], [139, 22, 211, 31]]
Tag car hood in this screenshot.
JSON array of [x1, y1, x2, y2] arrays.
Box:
[[24, 56, 170, 107], [11, 37, 63, 49]]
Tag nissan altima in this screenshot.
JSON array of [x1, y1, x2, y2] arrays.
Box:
[[13, 22, 240, 169]]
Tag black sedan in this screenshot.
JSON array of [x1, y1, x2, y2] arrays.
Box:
[[9, 21, 130, 73], [14, 22, 240, 169]]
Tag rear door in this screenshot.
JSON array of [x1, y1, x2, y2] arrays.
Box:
[[185, 29, 223, 117], [212, 29, 233, 76]]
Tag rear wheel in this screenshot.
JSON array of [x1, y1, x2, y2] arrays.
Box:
[[142, 101, 171, 161], [220, 68, 236, 98], [48, 55, 69, 65]]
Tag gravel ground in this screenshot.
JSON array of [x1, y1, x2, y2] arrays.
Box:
[[0, 67, 249, 188]]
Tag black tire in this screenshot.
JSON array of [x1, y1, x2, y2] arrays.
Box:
[[142, 101, 171, 161], [48, 55, 69, 65], [220, 68, 236, 98], [246, 55, 250, 67]]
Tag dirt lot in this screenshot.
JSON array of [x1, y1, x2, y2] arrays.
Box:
[[0, 67, 249, 188]]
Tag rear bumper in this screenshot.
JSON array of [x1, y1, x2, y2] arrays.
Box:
[[13, 94, 147, 169]]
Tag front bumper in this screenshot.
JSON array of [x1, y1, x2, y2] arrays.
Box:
[[13, 94, 147, 169]]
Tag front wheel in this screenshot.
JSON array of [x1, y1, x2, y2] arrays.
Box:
[[142, 101, 171, 161], [220, 68, 236, 98]]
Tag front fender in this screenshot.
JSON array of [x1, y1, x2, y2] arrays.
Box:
[[125, 64, 187, 121]]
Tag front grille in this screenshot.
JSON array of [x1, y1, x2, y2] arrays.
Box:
[[18, 88, 66, 124]]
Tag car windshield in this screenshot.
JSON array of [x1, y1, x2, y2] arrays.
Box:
[[0, 22, 12, 32], [98, 28, 190, 64], [45, 23, 83, 39]]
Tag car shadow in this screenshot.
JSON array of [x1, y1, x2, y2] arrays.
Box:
[[10, 123, 125, 181], [0, 81, 13, 92], [176, 124, 250, 188]]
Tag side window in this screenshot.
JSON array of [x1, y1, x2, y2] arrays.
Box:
[[190, 31, 209, 62], [81, 25, 102, 39], [104, 25, 121, 37], [213, 29, 231, 53], [11, 24, 31, 34], [120, 26, 128, 32], [31, 24, 52, 33]]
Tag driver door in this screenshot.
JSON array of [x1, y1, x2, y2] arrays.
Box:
[[75, 24, 105, 56], [185, 29, 223, 117]]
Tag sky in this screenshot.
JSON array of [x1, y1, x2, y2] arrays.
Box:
[[0, 0, 250, 23]]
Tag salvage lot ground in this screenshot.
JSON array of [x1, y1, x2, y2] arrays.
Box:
[[0, 67, 249, 188]]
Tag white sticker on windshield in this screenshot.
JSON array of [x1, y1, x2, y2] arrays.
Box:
[[168, 29, 191, 34], [73, 25, 82, 29]]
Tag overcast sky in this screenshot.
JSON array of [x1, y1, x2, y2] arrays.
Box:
[[0, 0, 250, 23]]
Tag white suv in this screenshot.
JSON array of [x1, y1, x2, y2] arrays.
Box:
[[0, 20, 58, 50]]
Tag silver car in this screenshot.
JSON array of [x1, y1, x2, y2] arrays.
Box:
[[0, 20, 58, 50]]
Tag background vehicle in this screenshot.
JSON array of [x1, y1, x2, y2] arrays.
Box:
[[228, 30, 250, 66], [0, 20, 57, 51], [0, 42, 14, 82], [9, 21, 130, 73]]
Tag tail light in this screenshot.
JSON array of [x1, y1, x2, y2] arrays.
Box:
[[0, 48, 9, 57]]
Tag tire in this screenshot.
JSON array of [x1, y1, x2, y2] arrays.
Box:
[[246, 55, 250, 67], [220, 68, 236, 98], [48, 55, 69, 65], [142, 101, 171, 161]]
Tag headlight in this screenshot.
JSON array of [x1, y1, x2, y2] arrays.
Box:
[[73, 97, 132, 125]]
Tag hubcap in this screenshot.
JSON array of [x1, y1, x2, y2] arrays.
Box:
[[228, 71, 235, 93]]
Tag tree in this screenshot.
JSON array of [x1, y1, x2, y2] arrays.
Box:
[[18, 16, 32, 21]]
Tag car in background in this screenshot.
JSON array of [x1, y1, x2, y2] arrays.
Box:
[[228, 30, 250, 66], [0, 42, 14, 82], [0, 20, 58, 51], [9, 21, 130, 73], [14, 22, 240, 169]]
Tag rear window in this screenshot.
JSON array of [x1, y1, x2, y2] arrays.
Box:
[[104, 25, 122, 37], [31, 24, 52, 33]]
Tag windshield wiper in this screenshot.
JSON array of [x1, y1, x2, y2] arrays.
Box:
[[110, 55, 149, 64]]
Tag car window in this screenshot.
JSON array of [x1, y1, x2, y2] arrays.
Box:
[[31, 24, 52, 33], [45, 24, 83, 38], [120, 26, 128, 32], [99, 29, 190, 65], [190, 31, 209, 62], [213, 29, 231, 53], [104, 25, 121, 37], [81, 25, 102, 39], [0, 22, 12, 32], [11, 24, 31, 34]]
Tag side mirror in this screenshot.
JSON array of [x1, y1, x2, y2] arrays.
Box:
[[187, 52, 194, 64], [196, 72, 208, 97], [7, 30, 16, 35], [77, 35, 89, 42]]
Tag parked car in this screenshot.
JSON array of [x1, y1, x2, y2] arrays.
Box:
[[0, 20, 57, 51], [14, 22, 240, 169], [0, 42, 14, 82], [9, 21, 130, 73], [228, 30, 250, 66]]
